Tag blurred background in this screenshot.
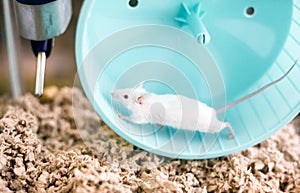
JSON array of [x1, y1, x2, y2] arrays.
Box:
[[0, 0, 83, 96]]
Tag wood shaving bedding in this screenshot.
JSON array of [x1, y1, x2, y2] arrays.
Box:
[[0, 87, 299, 192]]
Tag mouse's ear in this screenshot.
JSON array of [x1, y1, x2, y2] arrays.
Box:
[[135, 95, 144, 105], [135, 81, 145, 89], [135, 93, 150, 105]]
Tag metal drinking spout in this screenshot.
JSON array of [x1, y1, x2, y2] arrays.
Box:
[[175, 2, 211, 45], [34, 52, 46, 97]]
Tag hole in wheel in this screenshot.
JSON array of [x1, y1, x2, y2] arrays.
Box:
[[245, 7, 255, 17], [129, 0, 138, 8]]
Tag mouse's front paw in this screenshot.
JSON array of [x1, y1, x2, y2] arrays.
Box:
[[117, 114, 133, 123], [118, 113, 130, 121], [117, 113, 123, 119]]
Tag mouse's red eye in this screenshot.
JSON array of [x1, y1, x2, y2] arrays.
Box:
[[124, 95, 128, 99]]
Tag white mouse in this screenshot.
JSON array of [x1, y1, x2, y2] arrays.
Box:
[[111, 60, 297, 139]]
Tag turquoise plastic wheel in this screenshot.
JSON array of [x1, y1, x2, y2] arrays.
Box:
[[76, 0, 300, 159]]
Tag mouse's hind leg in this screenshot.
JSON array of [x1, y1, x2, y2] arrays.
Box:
[[224, 122, 234, 139]]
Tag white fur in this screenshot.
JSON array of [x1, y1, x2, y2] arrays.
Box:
[[111, 82, 234, 139]]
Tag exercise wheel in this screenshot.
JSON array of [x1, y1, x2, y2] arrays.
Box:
[[75, 0, 300, 159]]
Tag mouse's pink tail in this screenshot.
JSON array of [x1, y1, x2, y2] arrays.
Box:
[[216, 59, 298, 114]]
